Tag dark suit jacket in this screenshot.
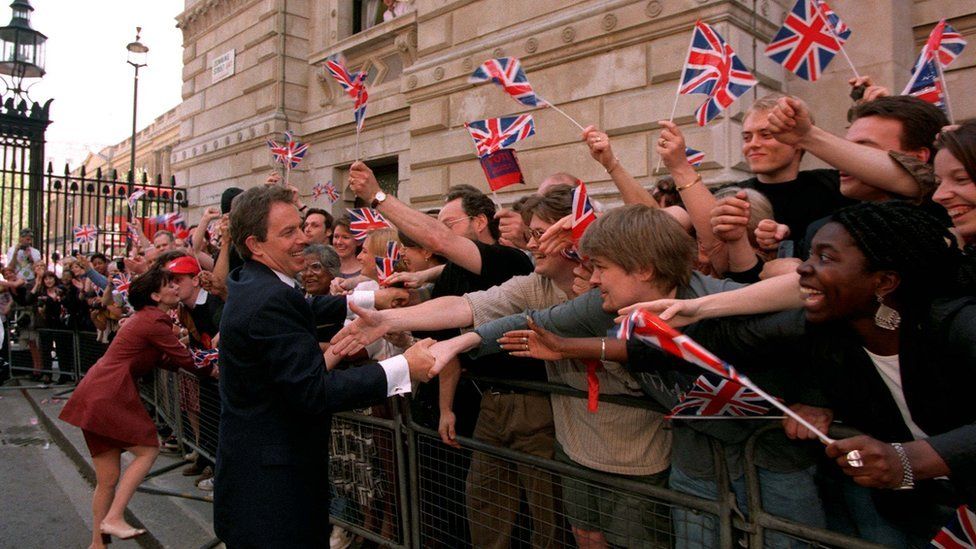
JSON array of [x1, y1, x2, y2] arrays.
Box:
[[214, 260, 388, 548]]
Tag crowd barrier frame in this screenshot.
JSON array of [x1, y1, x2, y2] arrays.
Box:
[[6, 328, 890, 549]]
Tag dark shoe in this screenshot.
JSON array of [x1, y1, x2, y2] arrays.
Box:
[[195, 465, 214, 484], [181, 462, 203, 476]]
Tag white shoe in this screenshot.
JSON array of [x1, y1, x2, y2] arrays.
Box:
[[329, 526, 352, 549], [197, 477, 214, 491]]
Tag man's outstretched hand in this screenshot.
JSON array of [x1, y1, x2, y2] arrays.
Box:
[[404, 338, 437, 382]]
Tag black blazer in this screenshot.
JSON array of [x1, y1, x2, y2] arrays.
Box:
[[214, 261, 387, 548]]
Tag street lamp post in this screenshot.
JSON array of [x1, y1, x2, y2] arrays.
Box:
[[126, 27, 148, 194]]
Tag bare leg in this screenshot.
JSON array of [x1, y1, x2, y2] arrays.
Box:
[[101, 445, 159, 530], [91, 449, 122, 548]]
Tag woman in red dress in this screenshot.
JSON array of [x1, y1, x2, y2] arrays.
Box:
[[60, 268, 195, 548]]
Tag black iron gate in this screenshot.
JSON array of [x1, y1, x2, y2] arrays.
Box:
[[0, 92, 186, 265]]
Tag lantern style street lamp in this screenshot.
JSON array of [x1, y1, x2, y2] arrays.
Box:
[[0, 0, 46, 97], [126, 27, 148, 191]]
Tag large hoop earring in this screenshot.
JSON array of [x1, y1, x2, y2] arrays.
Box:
[[874, 294, 901, 330]]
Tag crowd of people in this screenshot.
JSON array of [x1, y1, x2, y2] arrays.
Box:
[[5, 77, 974, 549]]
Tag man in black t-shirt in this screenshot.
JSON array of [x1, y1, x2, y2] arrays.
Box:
[[735, 93, 855, 252], [348, 163, 553, 548]]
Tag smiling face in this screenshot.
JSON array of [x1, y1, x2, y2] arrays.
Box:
[[587, 255, 655, 313], [742, 110, 802, 183], [332, 225, 357, 260], [526, 214, 575, 279], [246, 201, 309, 278], [357, 245, 378, 281], [300, 254, 333, 295], [933, 148, 976, 246], [797, 222, 886, 324]]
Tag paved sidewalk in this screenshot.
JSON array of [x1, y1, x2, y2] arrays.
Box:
[[1, 382, 220, 548]]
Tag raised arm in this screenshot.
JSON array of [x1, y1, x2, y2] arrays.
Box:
[[347, 161, 486, 275], [767, 97, 925, 199], [582, 126, 656, 208]]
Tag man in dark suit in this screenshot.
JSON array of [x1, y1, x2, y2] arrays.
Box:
[[214, 185, 436, 548]]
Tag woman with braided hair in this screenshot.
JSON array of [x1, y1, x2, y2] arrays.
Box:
[[526, 201, 974, 546]]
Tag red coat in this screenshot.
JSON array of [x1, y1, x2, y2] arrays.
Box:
[[59, 307, 195, 447]]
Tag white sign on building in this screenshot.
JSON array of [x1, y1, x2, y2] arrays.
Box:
[[211, 50, 235, 84]]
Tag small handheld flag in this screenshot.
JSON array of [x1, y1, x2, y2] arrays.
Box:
[[325, 53, 369, 156], [667, 375, 772, 419], [617, 309, 834, 444], [685, 147, 705, 167], [376, 241, 402, 284], [111, 273, 132, 301], [465, 115, 536, 158], [903, 20, 967, 119], [679, 21, 758, 126], [929, 504, 975, 548], [764, 0, 852, 82], [478, 148, 526, 192], [469, 57, 541, 107], [127, 189, 146, 213], [190, 348, 219, 371], [73, 224, 98, 245], [570, 181, 596, 242], [346, 208, 392, 241], [267, 131, 309, 170]]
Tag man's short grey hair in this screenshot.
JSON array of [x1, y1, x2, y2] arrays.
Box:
[[302, 244, 341, 277]]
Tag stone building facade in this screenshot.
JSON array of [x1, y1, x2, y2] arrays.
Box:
[[75, 106, 180, 184], [170, 0, 976, 219]]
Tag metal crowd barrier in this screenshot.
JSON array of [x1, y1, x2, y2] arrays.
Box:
[[18, 330, 888, 549]]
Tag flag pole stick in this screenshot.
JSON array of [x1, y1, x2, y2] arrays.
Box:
[[654, 22, 697, 174], [934, 58, 955, 123], [355, 128, 361, 161], [667, 415, 786, 420], [543, 100, 586, 132], [735, 372, 834, 444], [812, 5, 860, 80]]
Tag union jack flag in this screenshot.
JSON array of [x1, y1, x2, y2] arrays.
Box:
[[685, 147, 705, 167], [126, 224, 140, 244], [267, 131, 309, 169], [765, 0, 851, 82], [680, 21, 758, 126], [73, 224, 98, 245], [469, 57, 542, 107], [152, 212, 186, 228], [570, 181, 596, 242], [346, 208, 392, 241], [904, 59, 946, 109], [127, 189, 146, 211], [465, 115, 536, 158], [190, 347, 219, 371], [376, 241, 402, 284], [616, 309, 741, 381], [667, 375, 771, 418], [903, 20, 967, 112], [930, 504, 976, 549], [325, 54, 369, 132], [111, 273, 132, 301], [312, 180, 339, 204], [927, 20, 968, 68]]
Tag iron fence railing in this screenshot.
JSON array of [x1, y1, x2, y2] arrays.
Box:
[[7, 332, 889, 549]]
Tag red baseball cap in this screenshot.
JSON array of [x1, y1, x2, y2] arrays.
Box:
[[165, 256, 200, 275]]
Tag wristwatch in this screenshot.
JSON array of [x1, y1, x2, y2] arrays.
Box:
[[370, 190, 387, 209]]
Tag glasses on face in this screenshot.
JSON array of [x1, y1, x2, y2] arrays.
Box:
[[527, 228, 546, 242], [304, 261, 326, 273], [442, 215, 473, 228]]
